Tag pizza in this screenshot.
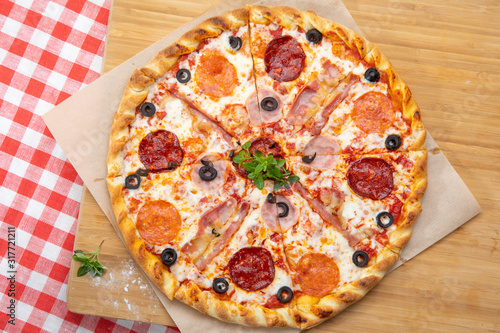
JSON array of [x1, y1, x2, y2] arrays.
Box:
[[107, 5, 427, 329]]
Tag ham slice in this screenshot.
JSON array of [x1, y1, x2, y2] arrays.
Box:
[[308, 75, 358, 136], [261, 195, 299, 232], [195, 201, 250, 270], [261, 200, 280, 232], [170, 90, 235, 145], [259, 89, 283, 124], [302, 135, 340, 169], [288, 80, 320, 126], [276, 195, 299, 232], [288, 61, 341, 127], [191, 158, 227, 191], [292, 183, 360, 247], [245, 91, 262, 126], [181, 198, 237, 260]]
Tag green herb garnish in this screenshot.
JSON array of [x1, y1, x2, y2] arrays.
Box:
[[233, 141, 300, 191], [72, 240, 107, 277]]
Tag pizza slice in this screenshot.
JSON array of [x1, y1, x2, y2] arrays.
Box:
[[247, 5, 373, 155], [303, 48, 426, 155], [286, 150, 427, 253], [279, 188, 399, 328], [107, 90, 233, 178], [174, 184, 304, 328], [145, 10, 262, 143], [107, 156, 252, 299]]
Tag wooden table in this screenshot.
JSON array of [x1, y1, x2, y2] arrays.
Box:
[[67, 0, 500, 331]]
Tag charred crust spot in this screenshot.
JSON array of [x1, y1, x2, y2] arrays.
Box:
[[337, 292, 359, 304], [294, 314, 308, 323], [355, 275, 378, 289], [153, 262, 163, 280], [414, 110, 421, 120], [188, 288, 200, 303], [312, 307, 333, 319], [208, 17, 229, 30], [408, 212, 416, 222]]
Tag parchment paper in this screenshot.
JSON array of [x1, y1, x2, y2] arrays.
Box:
[[42, 0, 482, 331]]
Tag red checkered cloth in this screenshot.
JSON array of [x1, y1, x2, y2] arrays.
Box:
[[0, 1, 179, 332]]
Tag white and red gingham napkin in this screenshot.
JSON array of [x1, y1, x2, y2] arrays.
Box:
[[0, 1, 179, 332]]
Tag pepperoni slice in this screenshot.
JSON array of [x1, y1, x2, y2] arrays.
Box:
[[228, 247, 275, 292], [347, 158, 393, 200], [352, 92, 396, 134], [265, 36, 305, 82], [295, 253, 339, 298], [139, 130, 183, 172], [136, 200, 182, 246], [195, 52, 238, 98]]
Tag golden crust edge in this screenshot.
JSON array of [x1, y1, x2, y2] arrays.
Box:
[[106, 177, 179, 300], [363, 45, 426, 151], [174, 281, 302, 328], [387, 149, 428, 250], [248, 5, 373, 60], [295, 246, 399, 329]]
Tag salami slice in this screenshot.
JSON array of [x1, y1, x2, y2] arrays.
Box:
[[136, 200, 182, 246], [347, 158, 394, 200], [352, 92, 396, 134], [195, 52, 238, 98], [228, 247, 275, 292], [295, 253, 340, 298], [264, 36, 305, 82], [139, 130, 184, 172]]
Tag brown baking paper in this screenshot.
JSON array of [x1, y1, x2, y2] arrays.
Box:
[[42, 0, 481, 331]]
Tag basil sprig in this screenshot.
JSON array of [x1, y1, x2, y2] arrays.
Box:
[[72, 240, 107, 277], [233, 142, 299, 191]]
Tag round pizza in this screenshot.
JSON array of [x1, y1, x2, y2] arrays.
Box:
[[107, 5, 427, 329]]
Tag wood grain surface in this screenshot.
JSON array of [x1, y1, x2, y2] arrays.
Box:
[[67, 0, 500, 331]]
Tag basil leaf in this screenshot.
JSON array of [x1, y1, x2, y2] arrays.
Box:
[[254, 177, 264, 190], [277, 159, 285, 168], [288, 175, 300, 183], [273, 182, 283, 191], [267, 166, 283, 179], [72, 253, 88, 263], [242, 141, 251, 150], [77, 265, 90, 277]]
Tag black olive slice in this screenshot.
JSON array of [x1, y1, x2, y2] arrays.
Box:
[[125, 174, 140, 189], [168, 162, 178, 170], [266, 193, 276, 204], [229, 36, 242, 51], [364, 67, 380, 83], [229, 150, 235, 158], [201, 159, 214, 167], [261, 97, 278, 112], [161, 248, 177, 266], [237, 140, 241, 146], [140, 102, 156, 117], [269, 142, 276, 149], [306, 29, 323, 44], [176, 69, 191, 84], [277, 286, 294, 303], [385, 134, 402, 150], [352, 250, 369, 268], [199, 165, 218, 181], [376, 211, 394, 228], [213, 277, 229, 293], [212, 228, 221, 237], [302, 152, 317, 164], [277, 202, 289, 218], [136, 168, 149, 177]]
